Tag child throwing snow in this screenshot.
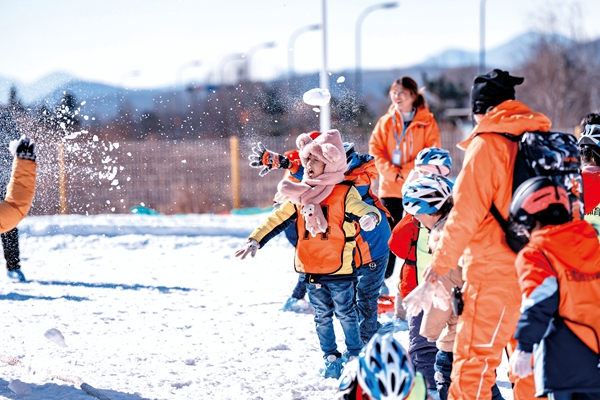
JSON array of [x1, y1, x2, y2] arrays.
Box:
[[235, 129, 381, 379], [507, 176, 600, 398], [249, 136, 393, 344]]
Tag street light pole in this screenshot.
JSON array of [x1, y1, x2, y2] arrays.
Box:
[[220, 53, 245, 85], [479, 0, 486, 74], [355, 2, 399, 100], [245, 41, 277, 82], [320, 0, 330, 132], [288, 24, 321, 77], [177, 60, 202, 114]]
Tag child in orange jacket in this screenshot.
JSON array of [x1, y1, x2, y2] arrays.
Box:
[[236, 130, 381, 380], [508, 176, 600, 398]]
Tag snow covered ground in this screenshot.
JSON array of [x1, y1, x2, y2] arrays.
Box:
[[0, 213, 513, 399]]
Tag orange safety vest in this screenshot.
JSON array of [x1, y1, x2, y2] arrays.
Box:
[[294, 183, 356, 275]]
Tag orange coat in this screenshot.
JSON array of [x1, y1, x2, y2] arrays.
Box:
[[369, 106, 440, 198], [0, 158, 36, 233], [429, 100, 552, 283]]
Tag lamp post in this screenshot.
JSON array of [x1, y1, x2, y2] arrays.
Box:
[[355, 2, 399, 100], [177, 60, 202, 113], [245, 41, 277, 82], [288, 24, 321, 77], [320, 0, 330, 132], [479, 0, 486, 74], [220, 53, 245, 85]]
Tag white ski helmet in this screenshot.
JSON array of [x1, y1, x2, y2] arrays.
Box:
[[402, 175, 454, 215], [357, 332, 415, 399], [414, 147, 452, 176]]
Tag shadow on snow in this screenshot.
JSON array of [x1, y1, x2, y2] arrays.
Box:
[[0, 377, 152, 399]]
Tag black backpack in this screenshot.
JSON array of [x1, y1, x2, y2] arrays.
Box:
[[486, 131, 583, 253]]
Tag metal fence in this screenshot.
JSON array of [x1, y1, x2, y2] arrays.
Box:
[[30, 127, 467, 215]]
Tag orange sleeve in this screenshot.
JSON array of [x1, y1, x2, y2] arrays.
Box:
[[0, 158, 36, 233], [429, 136, 503, 275], [369, 117, 401, 183]]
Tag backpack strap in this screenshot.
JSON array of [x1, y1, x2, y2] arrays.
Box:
[[490, 202, 508, 234], [478, 132, 522, 235]]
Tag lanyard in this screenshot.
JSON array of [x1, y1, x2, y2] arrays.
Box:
[[392, 109, 414, 150]]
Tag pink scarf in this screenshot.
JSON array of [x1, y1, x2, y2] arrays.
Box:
[[276, 170, 345, 235]]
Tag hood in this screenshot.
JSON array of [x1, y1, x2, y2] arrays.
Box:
[[529, 220, 600, 274], [459, 100, 552, 150]]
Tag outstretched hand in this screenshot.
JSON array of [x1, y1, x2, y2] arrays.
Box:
[[9, 135, 36, 162], [248, 142, 290, 177], [234, 239, 259, 260]]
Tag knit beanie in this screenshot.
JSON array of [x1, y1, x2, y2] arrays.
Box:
[[297, 129, 348, 174], [471, 69, 524, 114]]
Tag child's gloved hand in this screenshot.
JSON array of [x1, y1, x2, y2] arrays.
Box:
[[510, 349, 533, 378], [431, 280, 450, 311], [234, 239, 259, 260], [359, 213, 379, 231], [9, 135, 36, 162], [248, 142, 291, 177], [402, 283, 434, 316]]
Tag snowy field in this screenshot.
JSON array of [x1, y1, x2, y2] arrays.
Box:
[[0, 213, 513, 400]]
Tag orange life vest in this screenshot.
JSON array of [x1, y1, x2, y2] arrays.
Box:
[[294, 183, 356, 275]]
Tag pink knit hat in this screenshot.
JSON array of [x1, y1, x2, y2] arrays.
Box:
[[296, 129, 348, 174]]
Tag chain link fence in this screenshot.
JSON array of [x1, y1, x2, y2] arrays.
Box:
[[29, 126, 466, 215]]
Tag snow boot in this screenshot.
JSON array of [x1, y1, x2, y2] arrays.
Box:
[[320, 355, 344, 379], [7, 269, 26, 282]]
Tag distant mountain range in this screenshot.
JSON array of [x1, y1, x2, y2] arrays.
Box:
[[1, 31, 598, 121]]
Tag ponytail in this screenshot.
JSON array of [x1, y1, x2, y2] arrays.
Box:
[[392, 76, 428, 109]]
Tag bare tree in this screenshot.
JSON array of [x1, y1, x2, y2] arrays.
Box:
[[515, 3, 598, 130]]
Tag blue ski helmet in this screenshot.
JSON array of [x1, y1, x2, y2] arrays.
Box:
[[357, 332, 415, 400], [414, 148, 452, 176], [402, 175, 453, 215]]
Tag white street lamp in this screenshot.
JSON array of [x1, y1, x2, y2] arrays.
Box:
[[245, 41, 277, 82], [355, 2, 399, 99], [288, 24, 321, 77]]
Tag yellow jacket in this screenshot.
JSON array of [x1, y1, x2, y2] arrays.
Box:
[[0, 158, 36, 233], [249, 184, 380, 281]]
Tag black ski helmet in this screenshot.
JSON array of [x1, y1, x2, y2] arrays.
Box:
[[507, 176, 571, 253]]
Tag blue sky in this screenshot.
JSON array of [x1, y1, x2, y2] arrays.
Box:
[[1, 0, 599, 89]]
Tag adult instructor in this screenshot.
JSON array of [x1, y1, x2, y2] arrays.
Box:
[[423, 69, 544, 400], [369, 77, 440, 282]]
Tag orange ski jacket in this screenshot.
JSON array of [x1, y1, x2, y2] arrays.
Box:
[[369, 106, 440, 199], [0, 158, 36, 233], [429, 100, 552, 283]]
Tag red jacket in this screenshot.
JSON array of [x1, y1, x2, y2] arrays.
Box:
[[582, 166, 600, 214], [389, 214, 418, 297]]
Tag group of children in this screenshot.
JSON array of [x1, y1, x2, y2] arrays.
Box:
[[235, 97, 600, 399]]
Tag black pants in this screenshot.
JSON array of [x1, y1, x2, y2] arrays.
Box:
[[380, 197, 404, 279], [2, 227, 20, 271]]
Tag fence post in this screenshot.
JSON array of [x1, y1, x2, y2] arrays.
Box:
[[58, 142, 67, 214], [230, 136, 241, 209]]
